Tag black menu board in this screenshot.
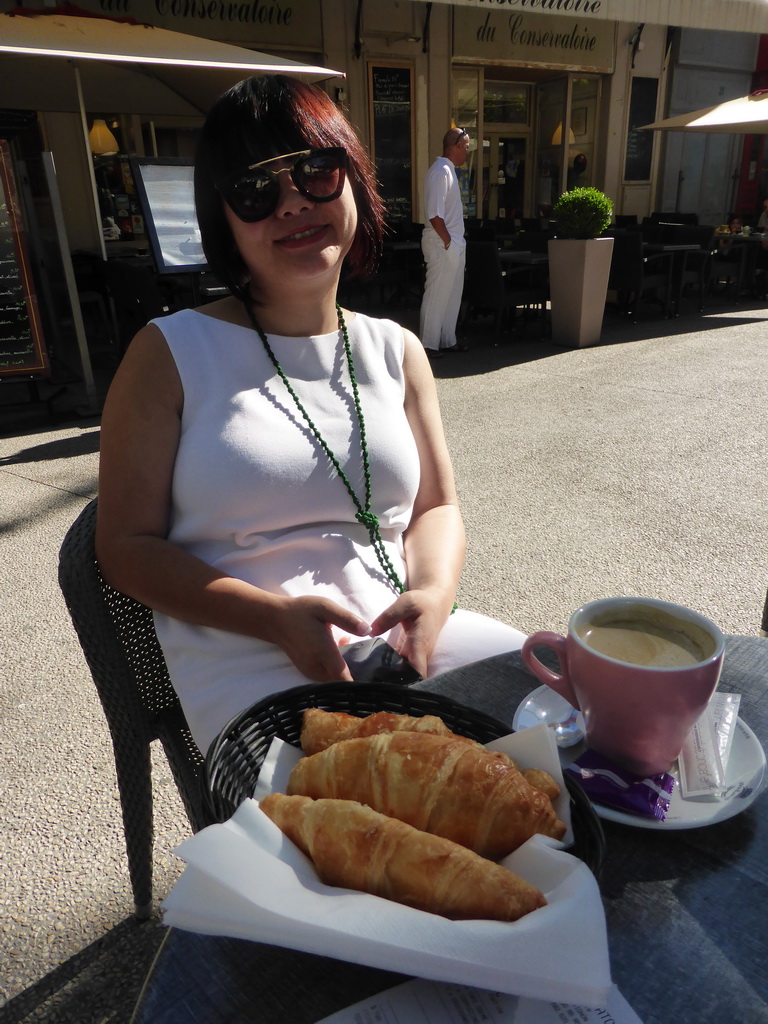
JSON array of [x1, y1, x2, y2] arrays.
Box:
[[624, 77, 659, 182], [0, 140, 48, 378], [369, 64, 414, 223]]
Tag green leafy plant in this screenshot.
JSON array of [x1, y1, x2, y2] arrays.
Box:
[[552, 187, 613, 239]]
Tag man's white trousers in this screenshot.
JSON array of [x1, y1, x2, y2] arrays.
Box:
[[419, 233, 466, 351]]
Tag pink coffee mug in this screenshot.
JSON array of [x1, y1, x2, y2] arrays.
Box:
[[521, 597, 725, 777]]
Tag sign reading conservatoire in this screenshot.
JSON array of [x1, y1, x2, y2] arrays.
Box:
[[369, 65, 414, 224], [453, 7, 615, 72], [0, 141, 49, 379], [87, 0, 322, 48]]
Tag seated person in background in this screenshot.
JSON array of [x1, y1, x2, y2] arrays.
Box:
[[95, 75, 526, 755], [718, 215, 742, 249]]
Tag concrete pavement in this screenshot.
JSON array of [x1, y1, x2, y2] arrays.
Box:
[[1, 298, 766, 1023]]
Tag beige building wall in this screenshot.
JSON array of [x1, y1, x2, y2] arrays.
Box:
[[602, 22, 668, 219], [9, 0, 675, 261]]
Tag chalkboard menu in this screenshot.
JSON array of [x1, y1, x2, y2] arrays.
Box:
[[369, 64, 414, 223], [624, 77, 659, 182], [0, 140, 48, 378]]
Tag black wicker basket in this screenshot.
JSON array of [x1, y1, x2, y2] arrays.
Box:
[[204, 681, 605, 877]]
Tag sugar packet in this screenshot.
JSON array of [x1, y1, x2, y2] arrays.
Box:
[[677, 692, 741, 799]]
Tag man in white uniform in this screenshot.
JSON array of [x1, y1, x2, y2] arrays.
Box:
[[419, 128, 470, 359]]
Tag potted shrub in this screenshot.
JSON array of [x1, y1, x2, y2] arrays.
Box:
[[548, 186, 614, 348]]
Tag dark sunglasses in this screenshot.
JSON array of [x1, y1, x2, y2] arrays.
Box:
[[217, 147, 347, 223]]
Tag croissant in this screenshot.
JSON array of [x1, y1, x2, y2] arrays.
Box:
[[299, 708, 454, 755], [299, 709, 561, 805], [260, 793, 546, 922], [287, 732, 566, 859]]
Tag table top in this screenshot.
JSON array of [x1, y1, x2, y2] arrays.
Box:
[[498, 250, 549, 265], [643, 242, 702, 253], [384, 240, 421, 251], [714, 231, 767, 242], [131, 636, 768, 1024]]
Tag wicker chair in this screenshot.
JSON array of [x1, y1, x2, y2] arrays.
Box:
[[58, 498, 210, 918]]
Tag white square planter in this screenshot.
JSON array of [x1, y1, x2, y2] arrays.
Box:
[[547, 237, 614, 348]]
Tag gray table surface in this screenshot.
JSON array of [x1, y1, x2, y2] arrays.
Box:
[[132, 636, 768, 1024]]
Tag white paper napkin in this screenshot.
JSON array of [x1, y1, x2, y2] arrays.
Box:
[[163, 724, 612, 1007]]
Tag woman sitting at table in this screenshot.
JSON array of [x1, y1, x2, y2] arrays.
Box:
[[95, 75, 526, 754], [717, 215, 742, 249]]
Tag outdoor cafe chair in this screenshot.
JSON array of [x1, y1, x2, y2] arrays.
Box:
[[102, 260, 171, 356], [671, 224, 717, 314], [462, 240, 548, 341], [607, 231, 674, 322], [58, 498, 210, 919], [708, 233, 752, 301]]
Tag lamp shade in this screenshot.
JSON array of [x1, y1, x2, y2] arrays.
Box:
[[551, 123, 576, 146], [89, 118, 119, 155]]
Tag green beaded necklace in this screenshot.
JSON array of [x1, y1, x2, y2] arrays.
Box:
[[247, 302, 406, 598]]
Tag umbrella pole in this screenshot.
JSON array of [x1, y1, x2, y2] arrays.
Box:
[[73, 60, 108, 264], [54, 59, 102, 413], [43, 152, 99, 413]]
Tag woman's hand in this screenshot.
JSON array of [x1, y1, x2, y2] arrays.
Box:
[[269, 595, 371, 683], [368, 587, 454, 679]]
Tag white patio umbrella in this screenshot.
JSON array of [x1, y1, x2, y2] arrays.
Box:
[[0, 5, 343, 116], [640, 90, 768, 134]]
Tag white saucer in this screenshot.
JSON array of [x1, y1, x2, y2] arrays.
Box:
[[513, 685, 586, 747], [593, 717, 767, 830]]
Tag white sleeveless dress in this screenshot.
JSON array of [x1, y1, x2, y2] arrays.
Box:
[[151, 309, 525, 753]]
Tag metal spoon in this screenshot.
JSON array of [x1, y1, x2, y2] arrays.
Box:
[[513, 685, 586, 748]]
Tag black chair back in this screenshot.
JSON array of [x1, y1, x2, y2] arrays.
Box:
[[464, 240, 505, 304], [650, 211, 699, 225], [608, 233, 644, 291], [103, 260, 170, 354], [608, 233, 673, 320], [665, 224, 716, 248], [58, 499, 209, 917], [466, 225, 497, 242]]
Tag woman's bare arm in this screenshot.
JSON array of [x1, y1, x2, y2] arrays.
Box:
[[95, 325, 368, 680], [368, 328, 466, 672]]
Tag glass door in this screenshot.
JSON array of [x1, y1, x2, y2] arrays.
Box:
[[482, 78, 531, 223], [483, 135, 527, 222], [568, 76, 600, 190], [535, 77, 569, 219], [535, 75, 602, 217]]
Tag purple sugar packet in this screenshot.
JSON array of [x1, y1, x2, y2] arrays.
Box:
[[565, 749, 676, 820]]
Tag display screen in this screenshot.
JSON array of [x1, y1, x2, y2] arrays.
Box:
[[131, 158, 208, 275]]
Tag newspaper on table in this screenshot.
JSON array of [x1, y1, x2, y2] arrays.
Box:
[[315, 979, 644, 1024]]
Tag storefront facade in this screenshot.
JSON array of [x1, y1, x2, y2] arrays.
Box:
[[0, 0, 674, 253], [1, 0, 768, 391], [5, 0, 768, 251]]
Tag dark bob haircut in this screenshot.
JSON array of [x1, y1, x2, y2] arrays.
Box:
[[194, 75, 385, 302]]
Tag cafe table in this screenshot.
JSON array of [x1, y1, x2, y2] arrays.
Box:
[[131, 635, 768, 1024], [498, 250, 549, 267]]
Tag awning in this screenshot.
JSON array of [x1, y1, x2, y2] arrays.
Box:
[[0, 4, 343, 116], [430, 0, 768, 35], [640, 90, 768, 133]]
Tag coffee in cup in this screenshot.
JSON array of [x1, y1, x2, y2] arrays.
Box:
[[521, 597, 724, 777]]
